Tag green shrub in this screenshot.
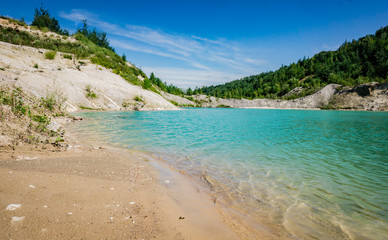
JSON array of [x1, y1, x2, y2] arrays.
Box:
[[122, 100, 138, 108], [216, 104, 231, 108], [87, 92, 97, 98], [134, 96, 144, 102], [41, 94, 56, 111], [63, 54, 72, 60], [32, 114, 50, 123], [12, 35, 22, 45], [169, 100, 179, 106], [85, 85, 97, 98], [44, 51, 56, 60], [33, 64, 39, 68], [90, 54, 114, 69], [0, 87, 29, 115], [78, 105, 94, 110]]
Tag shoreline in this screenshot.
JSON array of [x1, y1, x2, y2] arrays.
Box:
[[73, 105, 388, 114], [65, 120, 272, 239], [66, 114, 289, 239], [0, 120, 245, 239]]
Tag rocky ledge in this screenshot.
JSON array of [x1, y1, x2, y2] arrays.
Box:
[[327, 82, 388, 111]]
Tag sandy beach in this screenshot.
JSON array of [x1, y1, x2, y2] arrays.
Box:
[[0, 121, 245, 240]]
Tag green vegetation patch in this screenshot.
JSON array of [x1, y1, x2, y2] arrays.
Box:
[[63, 54, 72, 60], [85, 85, 97, 99], [78, 105, 96, 110], [0, 85, 70, 149], [216, 104, 231, 108], [0, 87, 28, 115], [0, 25, 87, 57], [149, 72, 184, 95], [169, 100, 179, 106], [44, 51, 56, 60], [6, 17, 28, 28], [134, 96, 144, 102], [184, 96, 202, 105], [1, 85, 66, 130]]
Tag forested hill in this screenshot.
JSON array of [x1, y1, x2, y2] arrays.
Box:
[[196, 26, 388, 100]]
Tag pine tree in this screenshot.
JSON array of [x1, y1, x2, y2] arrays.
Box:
[[31, 5, 61, 33]]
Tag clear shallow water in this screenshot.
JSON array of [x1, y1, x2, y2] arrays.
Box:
[[73, 109, 388, 239]]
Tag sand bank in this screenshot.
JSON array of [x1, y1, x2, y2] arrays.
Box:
[[0, 122, 246, 239]]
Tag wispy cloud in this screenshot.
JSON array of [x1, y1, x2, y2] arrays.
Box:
[[110, 39, 187, 61], [142, 67, 246, 88], [59, 9, 268, 88]]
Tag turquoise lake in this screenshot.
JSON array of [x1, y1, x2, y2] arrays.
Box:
[[73, 109, 388, 239]]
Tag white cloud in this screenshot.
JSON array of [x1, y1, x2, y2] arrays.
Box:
[[110, 39, 186, 61], [142, 67, 246, 88], [59, 9, 268, 87]]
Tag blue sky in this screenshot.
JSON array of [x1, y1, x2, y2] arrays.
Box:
[[1, 1, 388, 88]]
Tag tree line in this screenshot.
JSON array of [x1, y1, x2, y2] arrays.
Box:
[[195, 26, 388, 99], [149, 73, 184, 95]]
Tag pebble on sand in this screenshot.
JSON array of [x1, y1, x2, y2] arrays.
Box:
[[6, 204, 21, 211], [11, 216, 25, 222]]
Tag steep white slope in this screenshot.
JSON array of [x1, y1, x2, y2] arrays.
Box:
[[0, 41, 178, 112]]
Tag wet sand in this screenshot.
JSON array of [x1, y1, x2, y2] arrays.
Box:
[[0, 124, 244, 239]]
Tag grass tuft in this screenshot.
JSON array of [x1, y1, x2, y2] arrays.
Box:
[[134, 96, 144, 102], [85, 85, 97, 99], [44, 51, 56, 60], [63, 54, 72, 60]]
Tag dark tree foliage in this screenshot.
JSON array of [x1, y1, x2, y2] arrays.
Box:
[[31, 5, 68, 36], [77, 19, 115, 52], [149, 72, 184, 95], [198, 26, 388, 99]]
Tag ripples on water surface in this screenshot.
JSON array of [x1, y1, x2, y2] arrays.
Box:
[[74, 109, 388, 239]]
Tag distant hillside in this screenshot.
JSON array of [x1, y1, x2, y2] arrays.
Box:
[[197, 26, 388, 100]]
